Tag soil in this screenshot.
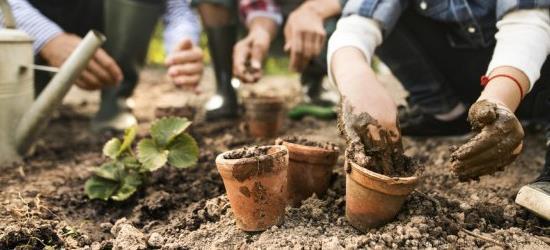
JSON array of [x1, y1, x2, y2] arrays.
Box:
[[0, 68, 549, 249], [277, 136, 338, 151], [223, 146, 269, 160]]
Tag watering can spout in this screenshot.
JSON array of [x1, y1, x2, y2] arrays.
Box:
[[15, 31, 106, 154]]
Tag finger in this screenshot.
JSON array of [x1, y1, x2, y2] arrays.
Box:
[[455, 154, 517, 181], [75, 78, 96, 91], [87, 59, 115, 85], [450, 130, 500, 161], [94, 49, 123, 84], [167, 62, 204, 77], [165, 50, 203, 65], [313, 32, 325, 57], [249, 42, 265, 71], [233, 41, 251, 77], [173, 74, 201, 87], [175, 38, 193, 52], [289, 35, 304, 72], [457, 136, 522, 167]]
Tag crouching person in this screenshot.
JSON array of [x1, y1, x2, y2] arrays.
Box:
[[327, 0, 550, 220], [0, 0, 204, 131]]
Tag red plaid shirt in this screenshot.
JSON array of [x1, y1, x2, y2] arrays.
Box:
[[239, 0, 283, 25]]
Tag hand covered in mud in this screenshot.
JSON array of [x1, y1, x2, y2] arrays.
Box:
[[165, 38, 204, 88], [233, 28, 271, 83], [450, 100, 524, 181], [340, 100, 407, 175], [40, 33, 123, 90]]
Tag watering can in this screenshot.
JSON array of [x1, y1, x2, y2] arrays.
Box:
[[0, 0, 105, 165]]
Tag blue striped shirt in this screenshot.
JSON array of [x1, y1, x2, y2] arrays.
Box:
[[0, 0, 201, 55]]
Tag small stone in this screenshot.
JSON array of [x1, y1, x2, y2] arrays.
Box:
[[100, 222, 113, 232], [147, 232, 165, 248]]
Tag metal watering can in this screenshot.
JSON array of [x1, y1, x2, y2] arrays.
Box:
[[0, 0, 105, 165]]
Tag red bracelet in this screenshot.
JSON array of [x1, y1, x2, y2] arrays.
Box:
[[480, 74, 524, 99]]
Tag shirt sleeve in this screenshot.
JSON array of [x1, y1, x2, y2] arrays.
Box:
[[486, 9, 550, 91], [327, 14, 383, 86], [0, 0, 63, 55], [163, 0, 201, 54], [341, 0, 407, 35], [239, 0, 283, 26]]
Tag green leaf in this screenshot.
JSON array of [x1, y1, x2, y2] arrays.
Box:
[[119, 125, 137, 155], [93, 161, 123, 181], [167, 133, 199, 168], [137, 138, 168, 171], [150, 117, 191, 146], [103, 138, 122, 159], [120, 156, 141, 170], [85, 176, 118, 201], [111, 171, 143, 201]]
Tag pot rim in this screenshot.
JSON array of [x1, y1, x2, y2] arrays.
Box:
[[278, 139, 339, 155], [348, 159, 418, 184], [215, 145, 288, 169]]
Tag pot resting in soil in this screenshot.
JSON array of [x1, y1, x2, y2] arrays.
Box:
[[276, 137, 339, 207], [243, 96, 285, 138], [345, 149, 419, 232], [216, 145, 288, 232]]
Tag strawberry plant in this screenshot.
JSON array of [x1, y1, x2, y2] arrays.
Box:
[[85, 117, 199, 201]]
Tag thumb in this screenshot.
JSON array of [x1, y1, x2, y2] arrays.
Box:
[[250, 42, 264, 70], [468, 100, 498, 130], [175, 38, 193, 52]]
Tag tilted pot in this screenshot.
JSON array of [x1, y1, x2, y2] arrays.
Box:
[[243, 96, 285, 138], [277, 138, 339, 207], [345, 153, 418, 232], [0, 0, 105, 165], [216, 145, 288, 231]]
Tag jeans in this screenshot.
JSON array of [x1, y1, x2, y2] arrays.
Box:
[[376, 8, 550, 122]]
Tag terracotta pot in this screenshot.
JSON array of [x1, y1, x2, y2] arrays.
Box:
[[345, 155, 418, 232], [244, 97, 285, 138], [278, 139, 339, 207], [216, 145, 288, 231]]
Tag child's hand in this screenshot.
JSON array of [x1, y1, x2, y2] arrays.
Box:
[[165, 38, 204, 88], [233, 28, 271, 83]]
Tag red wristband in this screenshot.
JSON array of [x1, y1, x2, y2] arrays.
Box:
[[480, 74, 524, 99]]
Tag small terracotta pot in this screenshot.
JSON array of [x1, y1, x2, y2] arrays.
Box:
[[278, 139, 339, 207], [216, 145, 288, 232], [345, 155, 418, 232], [244, 97, 285, 138]]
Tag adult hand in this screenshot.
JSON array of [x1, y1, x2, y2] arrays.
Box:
[[233, 28, 271, 83], [284, 4, 326, 72], [450, 100, 524, 181], [40, 33, 123, 90], [165, 38, 204, 88]]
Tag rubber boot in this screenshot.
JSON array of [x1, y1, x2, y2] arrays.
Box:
[[204, 25, 239, 120], [91, 0, 163, 132], [300, 58, 337, 107]]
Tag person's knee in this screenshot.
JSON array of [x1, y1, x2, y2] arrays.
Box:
[[197, 3, 234, 27]]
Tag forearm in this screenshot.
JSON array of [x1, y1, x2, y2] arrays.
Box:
[[332, 47, 397, 128], [248, 16, 278, 42], [299, 0, 341, 20], [479, 66, 529, 111]]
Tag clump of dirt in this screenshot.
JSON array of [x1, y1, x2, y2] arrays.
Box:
[[154, 106, 196, 120], [276, 136, 338, 151], [0, 222, 63, 249], [223, 146, 270, 159], [111, 218, 147, 250], [339, 101, 416, 177]]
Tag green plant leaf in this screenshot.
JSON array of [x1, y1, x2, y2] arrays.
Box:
[[103, 138, 122, 159], [119, 125, 137, 155], [94, 161, 123, 181], [85, 176, 118, 201], [111, 171, 143, 201], [167, 133, 199, 168], [137, 138, 168, 171], [120, 156, 141, 170], [150, 117, 191, 146]]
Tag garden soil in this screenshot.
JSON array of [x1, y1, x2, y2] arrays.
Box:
[[0, 69, 549, 249]]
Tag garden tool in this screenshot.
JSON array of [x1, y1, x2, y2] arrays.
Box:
[[0, 0, 105, 165], [204, 25, 239, 120], [91, 0, 163, 132]]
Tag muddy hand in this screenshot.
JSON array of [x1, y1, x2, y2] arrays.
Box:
[[233, 30, 270, 84], [450, 100, 524, 181], [340, 100, 404, 174]]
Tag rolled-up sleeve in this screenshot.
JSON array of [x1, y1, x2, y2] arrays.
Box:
[[497, 0, 550, 19], [0, 0, 63, 55], [163, 0, 201, 53], [341, 0, 407, 35], [239, 0, 283, 26]]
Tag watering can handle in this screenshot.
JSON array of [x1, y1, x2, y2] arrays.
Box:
[[0, 0, 16, 29]]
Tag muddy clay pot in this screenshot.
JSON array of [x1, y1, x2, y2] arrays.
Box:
[[278, 139, 339, 207], [244, 97, 285, 138], [345, 157, 418, 232], [216, 145, 288, 232]]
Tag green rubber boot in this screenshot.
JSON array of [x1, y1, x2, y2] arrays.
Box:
[[204, 25, 239, 120], [91, 0, 163, 132]]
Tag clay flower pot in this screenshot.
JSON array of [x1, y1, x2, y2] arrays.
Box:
[[276, 138, 339, 207], [345, 155, 419, 232], [244, 97, 285, 138], [216, 145, 288, 231]]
